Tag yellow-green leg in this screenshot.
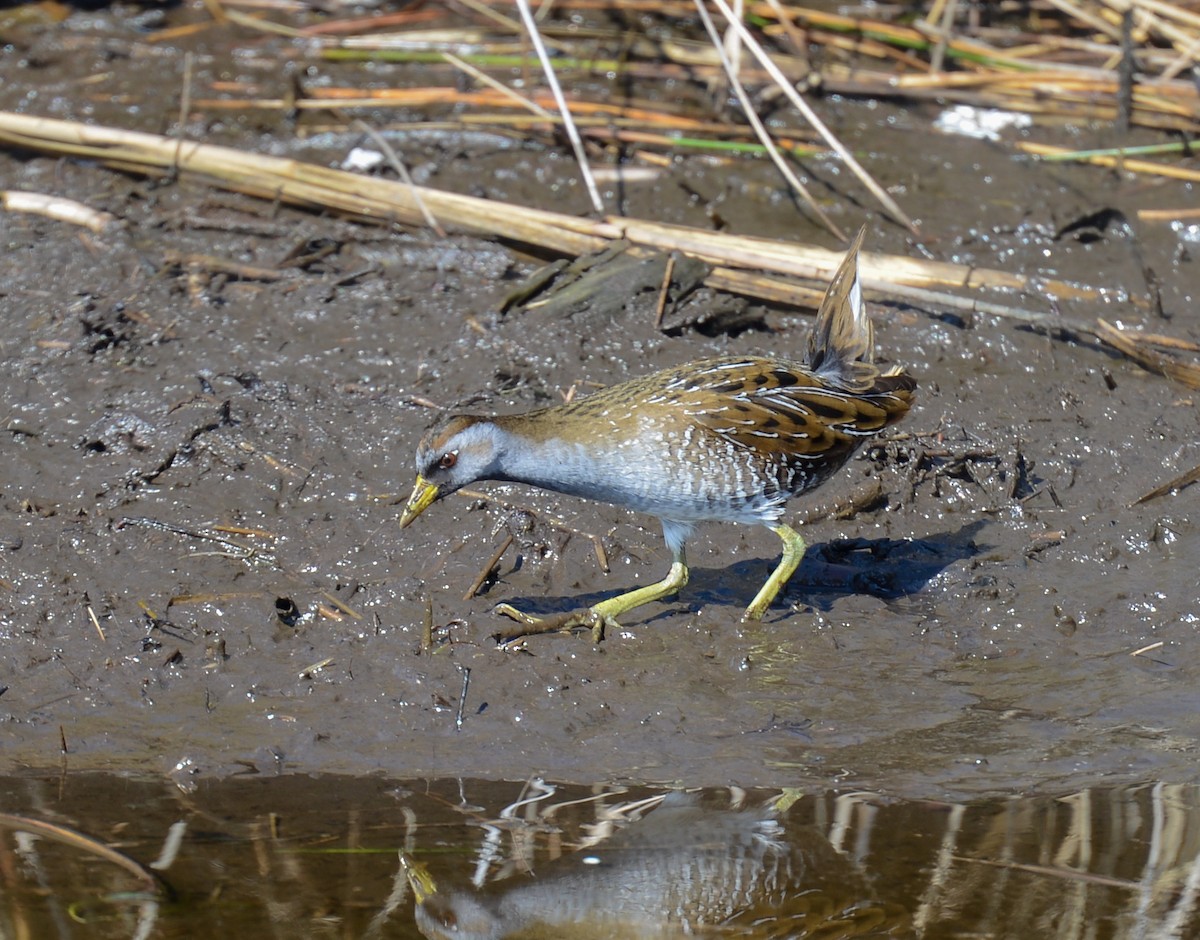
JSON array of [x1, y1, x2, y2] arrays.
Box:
[[590, 559, 689, 625], [743, 524, 807, 621], [496, 554, 689, 644]]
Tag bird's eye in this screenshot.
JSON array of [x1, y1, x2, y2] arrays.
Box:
[[438, 452, 457, 470]]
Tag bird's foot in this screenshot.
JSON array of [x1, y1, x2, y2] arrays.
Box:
[[493, 604, 616, 644]]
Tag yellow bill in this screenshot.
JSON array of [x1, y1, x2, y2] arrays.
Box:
[[399, 852, 438, 904], [399, 474, 439, 528]]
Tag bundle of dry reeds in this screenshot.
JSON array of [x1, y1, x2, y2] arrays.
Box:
[[0, 1, 1196, 387]]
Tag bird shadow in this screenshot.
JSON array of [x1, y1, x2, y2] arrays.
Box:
[[491, 519, 989, 624], [695, 517, 990, 617]]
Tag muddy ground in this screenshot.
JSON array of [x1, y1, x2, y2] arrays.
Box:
[[0, 2, 1197, 803]]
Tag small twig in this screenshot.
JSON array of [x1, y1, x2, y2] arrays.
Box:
[[1019, 141, 1200, 183], [1130, 461, 1200, 506], [162, 249, 285, 281], [592, 537, 610, 574], [1043, 0, 1122, 40], [464, 533, 514, 599], [453, 0, 532, 42], [1118, 7, 1135, 134], [299, 657, 334, 678], [422, 596, 434, 651], [351, 119, 445, 237], [723, 0, 744, 84], [653, 251, 677, 330], [1, 191, 115, 232], [763, 0, 810, 62], [932, 0, 959, 74], [322, 591, 362, 620], [456, 488, 610, 571], [1130, 640, 1165, 657], [277, 238, 338, 270], [404, 394, 445, 411], [441, 51, 553, 118], [454, 665, 470, 731], [1124, 331, 1200, 352], [117, 516, 278, 566], [175, 51, 194, 170], [86, 605, 106, 642], [1096, 319, 1200, 389], [1138, 206, 1200, 222], [200, 0, 228, 26]]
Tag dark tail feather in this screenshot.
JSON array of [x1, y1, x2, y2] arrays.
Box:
[[871, 369, 918, 426], [806, 225, 877, 392], [807, 226, 917, 415]]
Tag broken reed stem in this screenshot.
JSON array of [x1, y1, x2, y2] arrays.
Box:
[[1018, 140, 1200, 182], [1131, 462, 1200, 506], [1095, 319, 1200, 388], [0, 111, 1082, 302], [10, 109, 1200, 392], [464, 534, 514, 600]]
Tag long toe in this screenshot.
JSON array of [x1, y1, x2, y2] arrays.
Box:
[[493, 605, 607, 643], [493, 603, 543, 626]]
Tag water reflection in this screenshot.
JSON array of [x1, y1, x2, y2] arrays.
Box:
[[408, 788, 907, 938], [0, 774, 1197, 938]]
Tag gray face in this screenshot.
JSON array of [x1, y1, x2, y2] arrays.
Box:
[[414, 415, 500, 498]]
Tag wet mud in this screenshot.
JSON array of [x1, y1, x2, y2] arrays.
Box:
[[1, 2, 1198, 808]]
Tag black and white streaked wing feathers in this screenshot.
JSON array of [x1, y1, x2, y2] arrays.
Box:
[[658, 358, 910, 472]]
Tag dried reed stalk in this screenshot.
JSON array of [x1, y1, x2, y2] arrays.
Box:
[[0, 111, 1049, 297], [4, 110, 1198, 388]]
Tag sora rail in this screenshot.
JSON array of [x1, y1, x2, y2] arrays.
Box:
[[401, 227, 916, 642]]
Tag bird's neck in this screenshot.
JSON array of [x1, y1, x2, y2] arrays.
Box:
[[485, 414, 595, 498]]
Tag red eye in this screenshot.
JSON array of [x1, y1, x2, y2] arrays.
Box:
[[438, 452, 457, 470]]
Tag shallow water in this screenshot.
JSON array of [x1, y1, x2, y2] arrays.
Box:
[[2, 772, 1198, 939]]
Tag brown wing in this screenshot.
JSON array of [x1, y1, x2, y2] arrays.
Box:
[[658, 357, 914, 492]]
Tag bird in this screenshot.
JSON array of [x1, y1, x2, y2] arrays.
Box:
[[400, 226, 916, 642]]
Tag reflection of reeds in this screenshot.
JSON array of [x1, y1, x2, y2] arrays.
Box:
[[5, 778, 1199, 935], [0, 811, 167, 938], [930, 783, 1200, 937], [0, 812, 164, 891]]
